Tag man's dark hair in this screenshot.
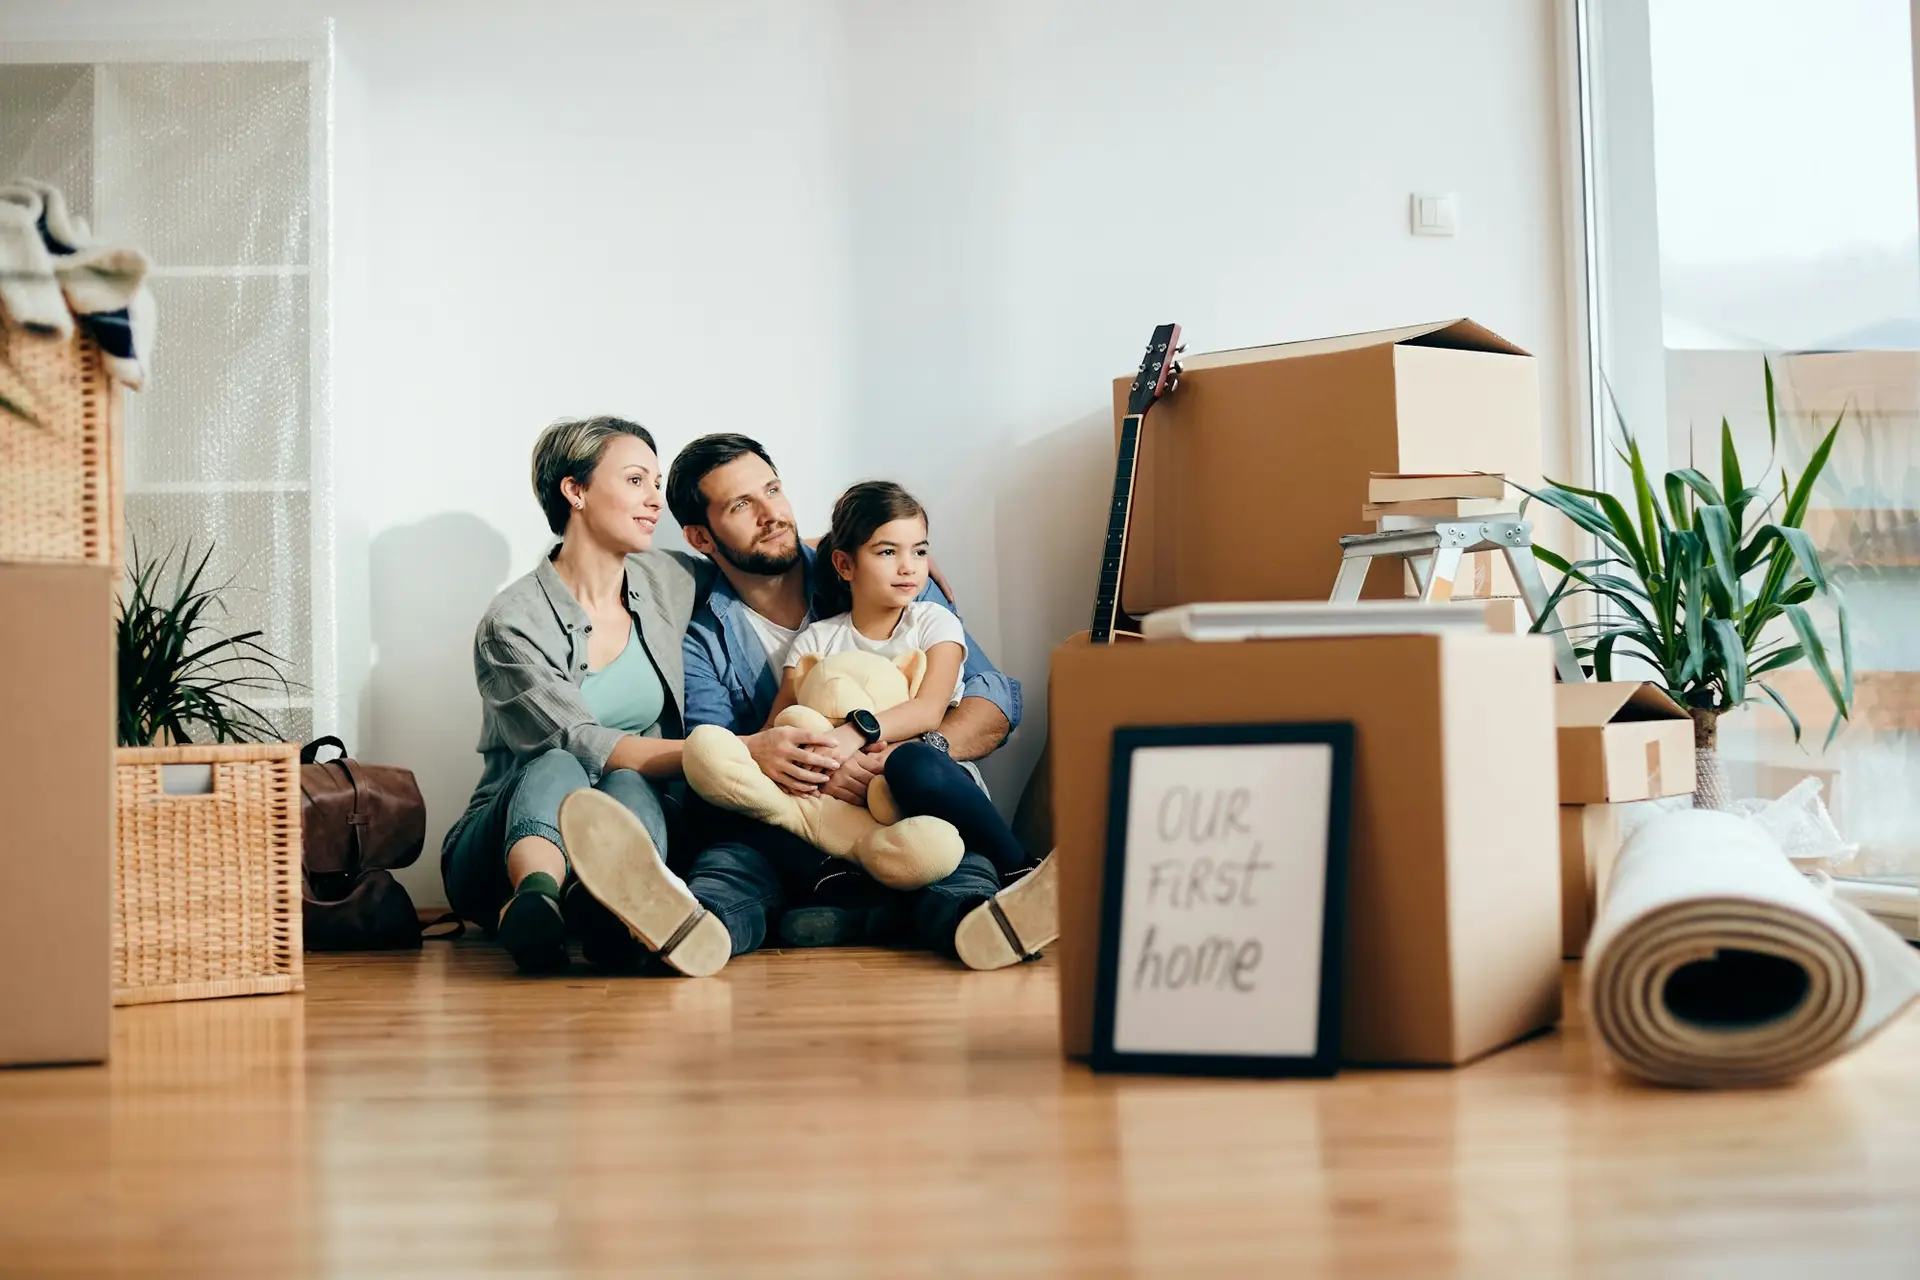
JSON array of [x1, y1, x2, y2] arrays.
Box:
[[666, 433, 777, 531]]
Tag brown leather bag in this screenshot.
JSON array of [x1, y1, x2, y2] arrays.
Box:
[[299, 737, 443, 949]]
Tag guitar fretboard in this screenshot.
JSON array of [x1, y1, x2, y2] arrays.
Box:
[[1090, 412, 1144, 643]]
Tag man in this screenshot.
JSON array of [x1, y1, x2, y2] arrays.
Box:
[[667, 433, 1052, 967]]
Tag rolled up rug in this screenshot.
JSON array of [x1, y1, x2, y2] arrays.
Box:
[[1584, 808, 1920, 1088]]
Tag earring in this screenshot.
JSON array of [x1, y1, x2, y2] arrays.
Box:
[[573, 500, 583, 510]]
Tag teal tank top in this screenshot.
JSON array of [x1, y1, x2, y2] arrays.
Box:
[[580, 620, 666, 735]]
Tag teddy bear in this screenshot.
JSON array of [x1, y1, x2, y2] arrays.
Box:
[[681, 648, 965, 890]]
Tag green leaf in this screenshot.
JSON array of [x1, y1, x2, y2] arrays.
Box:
[[1520, 481, 1637, 565], [1592, 632, 1620, 682], [1756, 681, 1803, 745], [1664, 472, 1692, 531], [1719, 417, 1744, 520], [1669, 466, 1726, 511], [1695, 504, 1742, 608], [1836, 595, 1855, 707], [1754, 523, 1831, 593], [1710, 617, 1746, 708], [1763, 357, 1779, 462], [1624, 434, 1664, 577], [1747, 644, 1805, 678], [1678, 532, 1707, 686], [1783, 604, 1847, 726], [1783, 413, 1843, 529]]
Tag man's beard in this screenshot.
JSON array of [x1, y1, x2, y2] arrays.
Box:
[[711, 525, 801, 577]]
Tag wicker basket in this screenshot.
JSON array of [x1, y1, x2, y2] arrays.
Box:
[[0, 322, 124, 565], [113, 743, 304, 1005]]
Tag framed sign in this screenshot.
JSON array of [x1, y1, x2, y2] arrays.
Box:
[[1089, 723, 1353, 1077]]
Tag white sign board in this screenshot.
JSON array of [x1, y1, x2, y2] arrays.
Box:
[[1093, 725, 1350, 1075]]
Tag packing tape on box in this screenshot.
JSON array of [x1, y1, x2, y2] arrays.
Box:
[[1584, 808, 1920, 1088]]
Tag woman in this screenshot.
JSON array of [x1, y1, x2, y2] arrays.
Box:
[[441, 416, 835, 976]]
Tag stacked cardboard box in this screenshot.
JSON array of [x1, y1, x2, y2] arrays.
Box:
[[1554, 683, 1696, 957], [0, 335, 119, 1068], [1053, 319, 1566, 1066]]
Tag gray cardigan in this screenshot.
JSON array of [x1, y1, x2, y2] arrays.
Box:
[[445, 548, 713, 853]]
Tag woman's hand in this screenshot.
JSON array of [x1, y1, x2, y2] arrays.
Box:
[[744, 725, 839, 794], [821, 741, 890, 807]]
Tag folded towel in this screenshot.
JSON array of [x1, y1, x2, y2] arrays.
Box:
[[0, 178, 155, 388], [0, 188, 72, 337]]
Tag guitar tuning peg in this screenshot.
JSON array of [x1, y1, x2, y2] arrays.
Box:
[[1174, 344, 1186, 354]]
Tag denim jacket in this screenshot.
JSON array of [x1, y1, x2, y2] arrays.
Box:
[[682, 544, 1021, 741]]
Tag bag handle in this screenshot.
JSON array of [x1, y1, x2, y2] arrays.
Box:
[[301, 735, 348, 765]]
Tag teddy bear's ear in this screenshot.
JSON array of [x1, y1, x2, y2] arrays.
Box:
[[894, 648, 927, 699], [791, 653, 822, 687]]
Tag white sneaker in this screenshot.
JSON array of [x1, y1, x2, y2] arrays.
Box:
[[558, 789, 731, 977], [954, 853, 1059, 971]]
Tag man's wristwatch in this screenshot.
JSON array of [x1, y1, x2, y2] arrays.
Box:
[[848, 708, 883, 746], [917, 729, 950, 756]]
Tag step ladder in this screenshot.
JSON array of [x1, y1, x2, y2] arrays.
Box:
[[1328, 514, 1586, 684]]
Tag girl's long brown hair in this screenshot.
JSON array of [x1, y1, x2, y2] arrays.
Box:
[[812, 480, 928, 617]]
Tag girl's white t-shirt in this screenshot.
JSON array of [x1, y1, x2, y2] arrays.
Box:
[[786, 602, 967, 706]]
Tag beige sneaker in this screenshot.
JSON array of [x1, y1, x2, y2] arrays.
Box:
[[954, 853, 1059, 971], [557, 789, 731, 978]]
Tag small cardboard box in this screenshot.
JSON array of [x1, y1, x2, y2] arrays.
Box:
[[1554, 682, 1696, 804], [1050, 631, 1562, 1067], [1559, 804, 1624, 959], [0, 562, 114, 1067], [1113, 318, 1542, 613]]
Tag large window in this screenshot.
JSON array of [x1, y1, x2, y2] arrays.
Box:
[[0, 40, 333, 744], [1579, 0, 1920, 871]]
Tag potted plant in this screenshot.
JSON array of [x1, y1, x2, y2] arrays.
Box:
[[113, 540, 306, 1005], [1525, 360, 1854, 809]]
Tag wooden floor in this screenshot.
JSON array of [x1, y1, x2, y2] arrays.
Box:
[[3, 943, 1919, 1279]]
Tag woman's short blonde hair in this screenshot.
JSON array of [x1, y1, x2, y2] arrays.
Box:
[[530, 416, 658, 535]]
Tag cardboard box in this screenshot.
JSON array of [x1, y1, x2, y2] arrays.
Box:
[[1051, 631, 1562, 1067], [1555, 682, 1695, 803], [1559, 804, 1624, 959], [1114, 318, 1542, 613], [0, 562, 114, 1067]]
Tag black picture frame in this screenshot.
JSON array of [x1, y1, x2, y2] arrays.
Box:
[[1088, 721, 1354, 1078]]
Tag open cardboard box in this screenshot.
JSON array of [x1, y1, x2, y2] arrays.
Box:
[[1049, 630, 1562, 1067], [1559, 803, 1625, 959], [1555, 682, 1696, 804], [0, 562, 114, 1067], [1113, 318, 1543, 611]]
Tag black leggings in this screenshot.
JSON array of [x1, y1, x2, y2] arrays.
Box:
[[883, 742, 1030, 878]]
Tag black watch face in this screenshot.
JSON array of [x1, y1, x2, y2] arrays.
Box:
[[852, 709, 880, 740]]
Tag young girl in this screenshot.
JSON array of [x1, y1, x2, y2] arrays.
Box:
[[771, 480, 1033, 881]]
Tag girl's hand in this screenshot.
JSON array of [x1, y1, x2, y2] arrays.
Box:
[[822, 721, 867, 768]]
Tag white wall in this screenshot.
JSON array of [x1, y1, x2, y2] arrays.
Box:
[[3, 0, 1573, 908]]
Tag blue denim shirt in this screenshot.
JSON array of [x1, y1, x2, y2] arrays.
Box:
[[683, 544, 1021, 741]]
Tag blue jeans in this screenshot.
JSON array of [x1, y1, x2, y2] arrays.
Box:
[[694, 799, 1002, 958], [442, 747, 673, 928]]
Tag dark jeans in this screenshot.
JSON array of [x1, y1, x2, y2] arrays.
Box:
[[884, 742, 1030, 877], [692, 798, 1001, 958], [443, 747, 675, 928]]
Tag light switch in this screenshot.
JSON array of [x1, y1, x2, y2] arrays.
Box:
[[1411, 191, 1457, 236]]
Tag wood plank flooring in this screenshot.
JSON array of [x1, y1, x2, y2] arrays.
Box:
[[2, 941, 1918, 1277]]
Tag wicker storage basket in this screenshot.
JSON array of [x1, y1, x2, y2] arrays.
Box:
[[113, 743, 304, 1005], [0, 322, 123, 565]]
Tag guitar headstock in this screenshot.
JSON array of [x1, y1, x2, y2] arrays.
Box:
[[1126, 322, 1184, 416]]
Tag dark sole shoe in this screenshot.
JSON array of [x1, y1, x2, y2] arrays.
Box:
[[778, 904, 877, 948], [497, 887, 569, 973], [564, 881, 646, 972]]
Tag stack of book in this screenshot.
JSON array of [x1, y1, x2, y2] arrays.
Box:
[[1366, 472, 1518, 601], [1363, 471, 1514, 523]]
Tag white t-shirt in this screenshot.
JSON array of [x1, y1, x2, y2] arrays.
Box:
[[786, 601, 967, 706], [742, 606, 803, 671]]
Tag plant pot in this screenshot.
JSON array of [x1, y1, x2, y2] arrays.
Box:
[[1690, 709, 1731, 811], [114, 741, 304, 1005]]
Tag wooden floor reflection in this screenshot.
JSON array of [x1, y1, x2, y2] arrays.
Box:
[[2, 942, 1918, 1276]]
